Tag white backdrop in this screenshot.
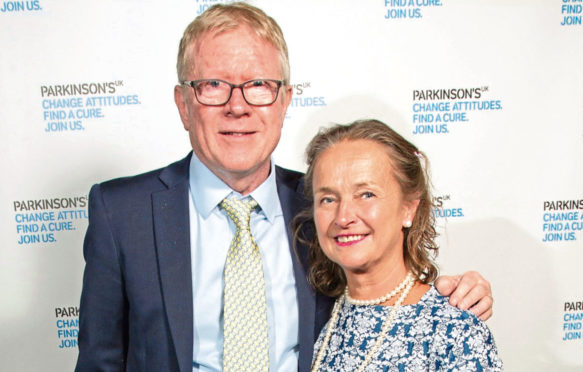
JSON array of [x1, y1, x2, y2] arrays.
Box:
[[1, 0, 582, 370]]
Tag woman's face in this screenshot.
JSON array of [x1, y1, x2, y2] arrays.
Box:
[[312, 139, 419, 277]]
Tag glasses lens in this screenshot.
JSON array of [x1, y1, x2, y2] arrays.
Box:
[[243, 80, 280, 105], [195, 80, 231, 105], [192, 79, 281, 106]]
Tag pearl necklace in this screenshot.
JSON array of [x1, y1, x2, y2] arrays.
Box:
[[311, 273, 416, 372], [345, 272, 414, 306]]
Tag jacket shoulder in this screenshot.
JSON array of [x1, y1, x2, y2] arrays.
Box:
[[96, 154, 191, 197], [275, 165, 305, 193]]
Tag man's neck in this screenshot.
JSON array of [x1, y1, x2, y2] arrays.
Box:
[[213, 163, 272, 196]]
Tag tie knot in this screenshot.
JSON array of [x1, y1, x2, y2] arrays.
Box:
[[221, 197, 258, 230]]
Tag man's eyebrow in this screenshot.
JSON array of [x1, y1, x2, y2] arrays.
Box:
[[314, 186, 335, 194]]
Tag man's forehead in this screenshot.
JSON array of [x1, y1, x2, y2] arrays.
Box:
[[194, 25, 269, 52], [187, 27, 281, 77]]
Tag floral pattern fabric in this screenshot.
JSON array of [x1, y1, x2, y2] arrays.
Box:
[[313, 286, 502, 371]]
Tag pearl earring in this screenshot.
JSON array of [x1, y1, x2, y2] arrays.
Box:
[[403, 220, 412, 228]]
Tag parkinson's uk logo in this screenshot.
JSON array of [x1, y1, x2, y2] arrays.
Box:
[[286, 81, 327, 118], [55, 306, 79, 349], [562, 301, 583, 342], [541, 199, 583, 243], [433, 194, 464, 219], [560, 1, 582, 26], [195, 0, 236, 15], [13, 196, 88, 245], [410, 86, 503, 135], [40, 80, 142, 133], [0, 0, 41, 13], [384, 0, 443, 20]]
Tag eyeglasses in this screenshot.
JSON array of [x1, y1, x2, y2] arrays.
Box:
[[181, 78, 284, 106]]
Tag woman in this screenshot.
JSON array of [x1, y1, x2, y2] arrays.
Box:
[[295, 119, 502, 371]]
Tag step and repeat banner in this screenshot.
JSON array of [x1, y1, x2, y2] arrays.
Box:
[[1, 0, 582, 370]]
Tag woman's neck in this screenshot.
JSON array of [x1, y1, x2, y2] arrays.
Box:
[[345, 264, 408, 302], [345, 267, 430, 306]]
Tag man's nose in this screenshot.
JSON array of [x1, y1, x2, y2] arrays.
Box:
[[224, 86, 251, 116]]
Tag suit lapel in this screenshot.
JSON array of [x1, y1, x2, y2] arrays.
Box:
[[152, 154, 193, 372], [276, 167, 317, 372]]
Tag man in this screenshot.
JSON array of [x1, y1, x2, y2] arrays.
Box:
[[76, 3, 493, 371]]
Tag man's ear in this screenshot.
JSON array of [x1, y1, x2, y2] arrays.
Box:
[[279, 85, 293, 125], [174, 85, 191, 131]]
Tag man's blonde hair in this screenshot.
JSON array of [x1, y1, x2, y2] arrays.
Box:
[[176, 2, 290, 84]]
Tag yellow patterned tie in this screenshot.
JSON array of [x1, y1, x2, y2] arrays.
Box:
[[221, 197, 269, 372]]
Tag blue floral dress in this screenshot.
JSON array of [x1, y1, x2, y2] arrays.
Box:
[[313, 286, 502, 371]]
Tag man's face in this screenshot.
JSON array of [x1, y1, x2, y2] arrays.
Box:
[[175, 26, 292, 193]]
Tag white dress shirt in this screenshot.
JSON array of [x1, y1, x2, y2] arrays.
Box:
[[188, 153, 299, 371]]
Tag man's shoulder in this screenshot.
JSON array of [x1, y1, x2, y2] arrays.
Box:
[[95, 154, 191, 198], [275, 165, 305, 191]]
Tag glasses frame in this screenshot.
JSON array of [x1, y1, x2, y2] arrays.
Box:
[[181, 78, 284, 106]]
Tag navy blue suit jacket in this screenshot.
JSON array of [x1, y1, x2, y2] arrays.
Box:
[[76, 153, 334, 372]]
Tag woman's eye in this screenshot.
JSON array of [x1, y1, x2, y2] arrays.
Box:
[[320, 197, 334, 204], [362, 192, 375, 199]]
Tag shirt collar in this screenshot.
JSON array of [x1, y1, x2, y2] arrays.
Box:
[[188, 153, 282, 222]]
